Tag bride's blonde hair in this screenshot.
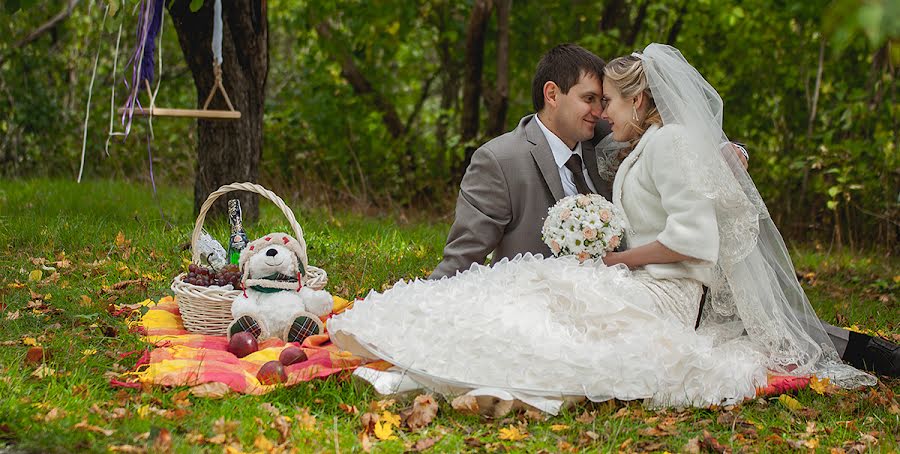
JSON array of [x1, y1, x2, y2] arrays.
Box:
[[603, 54, 663, 154]]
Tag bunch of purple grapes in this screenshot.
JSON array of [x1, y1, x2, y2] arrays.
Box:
[[183, 263, 242, 288]]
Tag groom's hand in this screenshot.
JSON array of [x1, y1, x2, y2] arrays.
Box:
[[730, 142, 749, 170]]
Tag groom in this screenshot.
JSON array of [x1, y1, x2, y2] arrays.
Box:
[[429, 43, 899, 377]]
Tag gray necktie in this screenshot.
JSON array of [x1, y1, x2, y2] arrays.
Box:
[[564, 154, 592, 195]]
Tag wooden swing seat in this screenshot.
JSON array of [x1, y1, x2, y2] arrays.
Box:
[[120, 66, 241, 120], [126, 106, 241, 120]]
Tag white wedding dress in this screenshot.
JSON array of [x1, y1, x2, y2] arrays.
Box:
[[328, 254, 769, 411]]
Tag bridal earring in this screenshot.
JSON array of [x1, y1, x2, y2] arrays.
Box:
[[632, 105, 639, 121]]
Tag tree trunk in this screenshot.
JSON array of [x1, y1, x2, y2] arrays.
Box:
[[485, 0, 510, 138], [599, 0, 626, 33], [459, 0, 492, 178], [168, 0, 268, 222], [666, 2, 688, 46], [625, 0, 649, 47], [434, 7, 461, 154]]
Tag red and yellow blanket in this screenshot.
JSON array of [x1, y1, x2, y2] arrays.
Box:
[[123, 296, 366, 395]]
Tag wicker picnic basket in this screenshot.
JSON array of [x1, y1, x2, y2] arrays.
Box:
[[170, 182, 328, 335]]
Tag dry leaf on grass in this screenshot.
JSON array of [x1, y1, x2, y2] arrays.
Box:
[[368, 399, 396, 412], [778, 394, 804, 412], [580, 431, 600, 443], [498, 425, 528, 441], [207, 434, 227, 445], [259, 403, 281, 416], [809, 375, 836, 395], [373, 421, 397, 440], [74, 419, 114, 436], [339, 403, 359, 414], [294, 407, 317, 431], [359, 431, 374, 452], [212, 417, 238, 444], [381, 411, 401, 427], [108, 446, 146, 453], [31, 364, 55, 378], [684, 436, 701, 454], [360, 412, 380, 433], [464, 437, 484, 448], [575, 410, 596, 424], [701, 430, 730, 454], [410, 436, 441, 452], [190, 382, 231, 399], [24, 346, 48, 366], [523, 407, 545, 421], [254, 434, 276, 451], [403, 394, 438, 430], [37, 407, 65, 422], [272, 415, 291, 443], [450, 395, 480, 415], [859, 432, 879, 446], [151, 428, 172, 453]]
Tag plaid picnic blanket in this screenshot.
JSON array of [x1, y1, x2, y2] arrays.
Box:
[[124, 295, 367, 395]]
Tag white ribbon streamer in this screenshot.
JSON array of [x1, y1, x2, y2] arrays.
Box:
[[212, 0, 223, 65]]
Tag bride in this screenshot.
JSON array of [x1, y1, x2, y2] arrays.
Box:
[[327, 44, 874, 412]]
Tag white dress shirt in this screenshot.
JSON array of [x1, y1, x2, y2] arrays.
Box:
[[534, 115, 598, 196]]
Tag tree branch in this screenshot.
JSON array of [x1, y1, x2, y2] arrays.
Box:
[[404, 70, 439, 134], [316, 21, 405, 138], [807, 39, 825, 138], [0, 0, 80, 68]]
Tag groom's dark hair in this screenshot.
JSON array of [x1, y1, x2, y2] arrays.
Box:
[[532, 44, 606, 112]]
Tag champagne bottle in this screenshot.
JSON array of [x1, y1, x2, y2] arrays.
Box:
[[227, 199, 249, 264]]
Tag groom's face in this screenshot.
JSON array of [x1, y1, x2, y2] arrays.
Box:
[[548, 73, 603, 147]]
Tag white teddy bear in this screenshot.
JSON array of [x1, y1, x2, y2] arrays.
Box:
[[227, 232, 333, 343]]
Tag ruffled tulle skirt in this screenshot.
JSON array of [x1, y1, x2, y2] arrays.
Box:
[[328, 254, 769, 411]]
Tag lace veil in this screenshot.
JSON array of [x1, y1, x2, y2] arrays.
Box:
[[634, 44, 874, 388]]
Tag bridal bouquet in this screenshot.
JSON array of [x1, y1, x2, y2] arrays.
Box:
[[542, 194, 627, 261]]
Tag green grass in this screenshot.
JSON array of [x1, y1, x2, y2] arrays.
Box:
[[0, 178, 898, 453]]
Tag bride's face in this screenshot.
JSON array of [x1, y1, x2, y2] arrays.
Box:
[[600, 77, 637, 142]]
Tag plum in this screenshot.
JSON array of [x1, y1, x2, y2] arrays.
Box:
[[228, 332, 259, 358], [257, 360, 287, 385], [278, 346, 308, 366]]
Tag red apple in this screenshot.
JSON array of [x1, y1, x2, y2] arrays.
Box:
[[228, 332, 259, 358], [278, 346, 308, 366], [257, 360, 287, 385]]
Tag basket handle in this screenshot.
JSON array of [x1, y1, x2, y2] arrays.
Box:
[[190, 182, 307, 268]]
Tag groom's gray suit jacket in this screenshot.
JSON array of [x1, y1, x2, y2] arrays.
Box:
[[431, 114, 614, 279]]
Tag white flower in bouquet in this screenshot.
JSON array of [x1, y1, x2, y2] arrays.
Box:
[[541, 194, 626, 261]]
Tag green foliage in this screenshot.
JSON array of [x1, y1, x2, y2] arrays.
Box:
[[0, 0, 896, 249]]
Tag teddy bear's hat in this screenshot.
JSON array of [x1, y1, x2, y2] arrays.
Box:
[[238, 232, 309, 279]]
